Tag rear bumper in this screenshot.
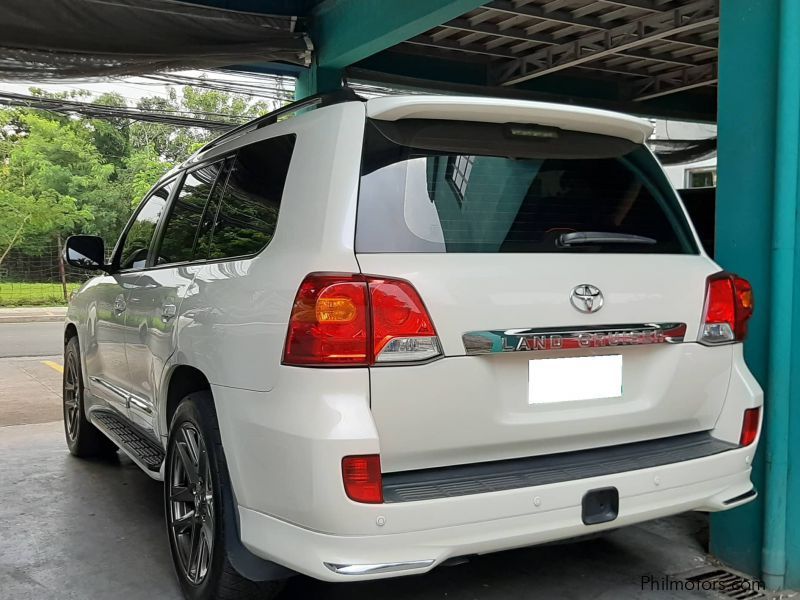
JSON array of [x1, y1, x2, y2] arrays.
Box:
[[238, 444, 756, 582], [215, 346, 762, 582]]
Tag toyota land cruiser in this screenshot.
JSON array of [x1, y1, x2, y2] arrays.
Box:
[[62, 92, 762, 600]]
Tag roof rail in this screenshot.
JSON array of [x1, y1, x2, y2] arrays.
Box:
[[198, 87, 364, 154]]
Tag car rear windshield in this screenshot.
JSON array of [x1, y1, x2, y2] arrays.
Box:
[[356, 118, 698, 254]]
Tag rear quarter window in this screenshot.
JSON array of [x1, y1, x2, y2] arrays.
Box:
[[206, 133, 296, 260], [356, 119, 698, 255]]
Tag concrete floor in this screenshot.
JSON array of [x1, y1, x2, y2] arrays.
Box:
[[0, 420, 726, 600], [0, 332, 770, 600]]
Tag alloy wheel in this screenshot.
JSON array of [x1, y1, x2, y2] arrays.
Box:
[[63, 353, 80, 441], [168, 423, 215, 585]]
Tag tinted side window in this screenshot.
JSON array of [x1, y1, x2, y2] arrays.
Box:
[[208, 134, 296, 260], [194, 159, 231, 260], [118, 182, 173, 270], [155, 161, 225, 265]]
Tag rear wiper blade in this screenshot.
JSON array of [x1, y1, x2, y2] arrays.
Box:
[[557, 231, 657, 247]]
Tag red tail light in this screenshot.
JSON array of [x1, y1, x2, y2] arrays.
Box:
[[283, 273, 441, 366], [282, 274, 369, 365], [700, 272, 754, 345], [342, 455, 383, 503], [368, 277, 440, 362], [740, 407, 761, 446]]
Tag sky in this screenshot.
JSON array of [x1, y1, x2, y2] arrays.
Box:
[[0, 69, 296, 105], [2, 75, 185, 103]]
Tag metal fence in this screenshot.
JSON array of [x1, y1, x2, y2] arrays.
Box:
[[0, 240, 91, 307]]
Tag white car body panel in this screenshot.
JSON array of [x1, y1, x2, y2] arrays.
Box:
[[64, 95, 762, 584], [366, 95, 654, 143], [238, 446, 755, 582], [165, 102, 365, 399], [356, 253, 729, 471], [213, 366, 759, 538]]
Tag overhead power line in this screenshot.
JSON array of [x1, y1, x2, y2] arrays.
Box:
[[138, 72, 295, 101], [0, 69, 421, 131], [0, 90, 240, 129]]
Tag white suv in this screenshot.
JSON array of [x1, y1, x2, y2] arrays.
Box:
[[63, 92, 762, 600]]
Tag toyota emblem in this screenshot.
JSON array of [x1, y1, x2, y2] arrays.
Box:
[[570, 284, 604, 313]]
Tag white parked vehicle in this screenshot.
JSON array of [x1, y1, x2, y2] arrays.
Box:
[[63, 92, 762, 600]]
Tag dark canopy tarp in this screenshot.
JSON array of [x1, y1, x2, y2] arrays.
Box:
[[0, 0, 311, 79]]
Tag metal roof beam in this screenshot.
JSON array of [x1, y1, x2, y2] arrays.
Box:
[[666, 33, 717, 50], [486, 0, 671, 30], [438, 18, 707, 67], [590, 0, 667, 11], [405, 41, 693, 79], [496, 0, 718, 86], [480, 1, 716, 54], [486, 0, 613, 29], [570, 0, 665, 19], [443, 18, 556, 43], [407, 35, 517, 59], [312, 0, 490, 70], [633, 62, 717, 100]]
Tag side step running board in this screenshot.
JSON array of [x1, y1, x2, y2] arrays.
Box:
[[91, 410, 165, 480]]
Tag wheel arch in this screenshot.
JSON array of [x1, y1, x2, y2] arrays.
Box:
[[162, 367, 294, 583], [64, 322, 78, 345], [162, 364, 211, 435], [63, 321, 90, 389]]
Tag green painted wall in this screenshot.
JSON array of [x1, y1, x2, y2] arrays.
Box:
[[712, 0, 800, 591], [711, 0, 773, 579]]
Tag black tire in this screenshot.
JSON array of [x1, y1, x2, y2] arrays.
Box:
[[63, 336, 118, 458], [165, 393, 285, 600]]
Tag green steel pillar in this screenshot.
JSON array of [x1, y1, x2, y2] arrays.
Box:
[[295, 0, 490, 100], [713, 0, 800, 589], [294, 62, 344, 100]]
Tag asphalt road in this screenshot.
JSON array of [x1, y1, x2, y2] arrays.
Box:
[[0, 321, 63, 358]]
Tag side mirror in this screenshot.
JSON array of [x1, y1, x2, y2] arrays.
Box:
[[64, 235, 112, 272]]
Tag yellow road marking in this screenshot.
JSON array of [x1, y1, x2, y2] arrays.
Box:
[[42, 360, 63, 374]]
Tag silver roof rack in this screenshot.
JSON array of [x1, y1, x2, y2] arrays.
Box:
[[198, 87, 364, 154]]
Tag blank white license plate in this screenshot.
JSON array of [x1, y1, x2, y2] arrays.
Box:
[[529, 355, 622, 404]]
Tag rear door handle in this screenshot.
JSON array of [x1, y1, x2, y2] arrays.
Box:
[[161, 304, 177, 322], [113, 295, 126, 314]]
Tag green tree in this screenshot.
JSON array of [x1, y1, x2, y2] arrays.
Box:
[[91, 92, 130, 169], [118, 146, 170, 208], [0, 83, 279, 269], [129, 85, 272, 161], [0, 112, 102, 263]]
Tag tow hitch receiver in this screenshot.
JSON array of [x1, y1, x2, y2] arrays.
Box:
[[582, 487, 619, 525]]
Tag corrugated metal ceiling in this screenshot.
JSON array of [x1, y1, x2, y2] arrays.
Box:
[[402, 0, 718, 102]]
